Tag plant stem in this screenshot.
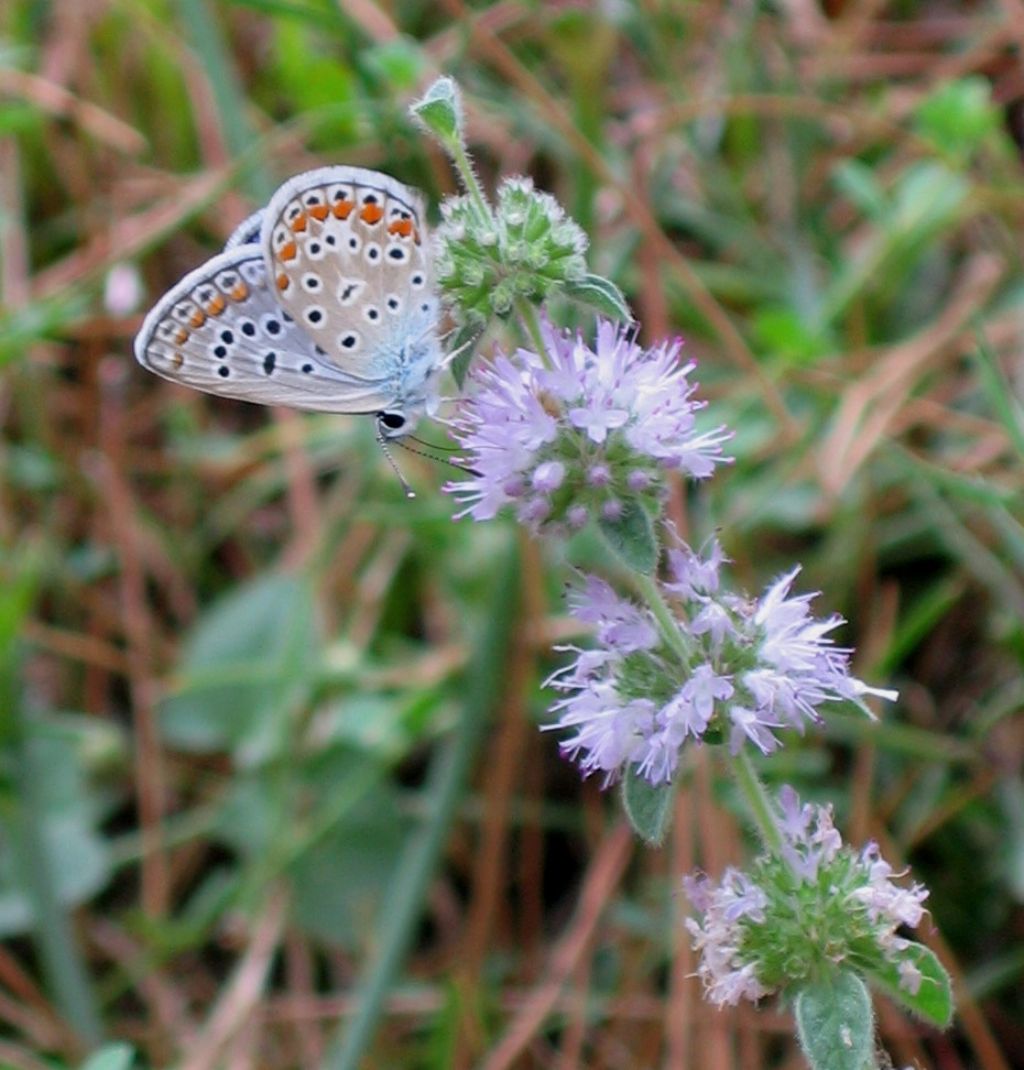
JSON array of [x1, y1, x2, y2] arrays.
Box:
[[728, 749, 784, 855], [634, 571, 691, 662], [321, 539, 520, 1070], [516, 298, 551, 367], [449, 138, 493, 225]]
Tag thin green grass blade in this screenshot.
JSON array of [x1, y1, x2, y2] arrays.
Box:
[[321, 538, 520, 1070], [174, 0, 274, 201], [972, 327, 1024, 462]]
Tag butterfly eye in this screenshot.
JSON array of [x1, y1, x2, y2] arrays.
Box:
[[379, 411, 406, 432]]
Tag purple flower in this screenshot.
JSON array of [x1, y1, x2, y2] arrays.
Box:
[[683, 868, 771, 1007], [547, 536, 897, 786], [445, 319, 731, 533], [684, 787, 932, 1007]]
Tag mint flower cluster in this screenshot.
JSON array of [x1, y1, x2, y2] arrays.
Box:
[[436, 177, 589, 325], [409, 75, 949, 1066], [446, 319, 730, 533], [684, 786, 931, 1007], [548, 539, 896, 785]]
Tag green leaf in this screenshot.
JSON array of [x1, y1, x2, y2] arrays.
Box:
[[864, 943, 954, 1028], [752, 306, 833, 366], [564, 272, 632, 322], [621, 767, 675, 845], [159, 572, 319, 761], [362, 37, 426, 91], [795, 971, 875, 1070], [0, 720, 112, 937], [409, 76, 463, 145], [79, 1043, 135, 1070], [288, 759, 404, 948], [831, 159, 887, 220], [914, 75, 1000, 158], [449, 322, 484, 389], [598, 501, 657, 574]]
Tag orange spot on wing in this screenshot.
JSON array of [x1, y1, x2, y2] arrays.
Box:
[[171, 350, 185, 368], [279, 241, 298, 262], [333, 199, 353, 219], [206, 294, 226, 316], [310, 204, 329, 221], [276, 272, 290, 292], [360, 204, 384, 225], [289, 211, 308, 233], [230, 283, 249, 301], [174, 328, 189, 345], [388, 218, 413, 238], [188, 309, 206, 328]]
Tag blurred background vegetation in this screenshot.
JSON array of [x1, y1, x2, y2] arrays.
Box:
[[0, 1, 1023, 1068]]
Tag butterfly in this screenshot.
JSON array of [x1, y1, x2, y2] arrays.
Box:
[[134, 166, 443, 443]]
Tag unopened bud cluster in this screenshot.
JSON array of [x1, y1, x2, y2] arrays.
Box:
[[435, 177, 588, 325], [684, 787, 930, 1007]]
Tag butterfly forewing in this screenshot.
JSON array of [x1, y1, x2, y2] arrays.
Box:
[[224, 209, 265, 251], [134, 246, 395, 414], [260, 166, 438, 380]]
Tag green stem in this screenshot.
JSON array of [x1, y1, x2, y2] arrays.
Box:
[[634, 571, 691, 662], [321, 540, 520, 1070], [515, 298, 551, 367], [728, 749, 784, 855], [449, 138, 493, 226]]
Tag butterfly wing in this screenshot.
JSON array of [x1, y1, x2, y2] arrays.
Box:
[[224, 210, 265, 250], [260, 166, 439, 381], [134, 246, 397, 413]]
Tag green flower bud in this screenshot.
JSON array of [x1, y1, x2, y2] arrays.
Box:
[[435, 175, 589, 325]]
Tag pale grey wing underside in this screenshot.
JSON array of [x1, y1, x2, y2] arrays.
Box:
[[224, 210, 265, 251], [133, 246, 395, 414], [260, 166, 439, 380]]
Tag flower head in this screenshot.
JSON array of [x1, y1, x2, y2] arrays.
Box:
[[446, 319, 731, 533], [548, 537, 896, 785], [435, 176, 588, 326], [684, 787, 931, 1007]]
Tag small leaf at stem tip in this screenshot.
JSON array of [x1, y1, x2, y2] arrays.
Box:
[[564, 273, 633, 322], [864, 942, 954, 1028], [794, 971, 875, 1070], [598, 500, 658, 574], [621, 766, 675, 846], [409, 75, 463, 144]]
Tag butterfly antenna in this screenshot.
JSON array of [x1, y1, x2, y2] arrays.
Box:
[[394, 436, 481, 477], [407, 433, 461, 453], [376, 429, 417, 499]]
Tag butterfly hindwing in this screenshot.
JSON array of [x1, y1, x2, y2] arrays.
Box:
[[134, 246, 395, 414], [260, 166, 439, 380]]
